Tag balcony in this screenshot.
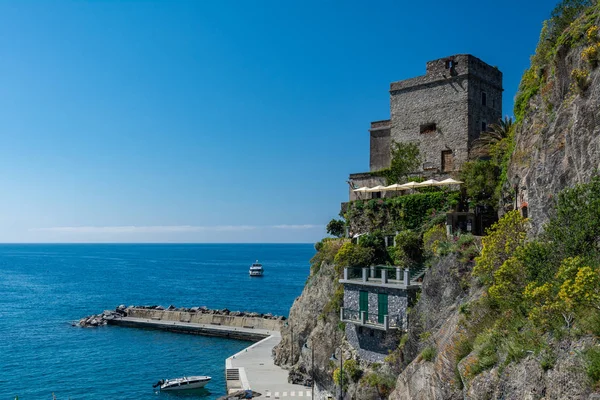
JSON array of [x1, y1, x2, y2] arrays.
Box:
[[339, 266, 423, 289], [340, 307, 406, 331]]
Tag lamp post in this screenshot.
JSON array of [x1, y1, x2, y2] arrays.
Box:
[[330, 348, 343, 400], [303, 342, 315, 399]]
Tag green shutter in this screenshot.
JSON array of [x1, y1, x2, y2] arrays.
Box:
[[359, 291, 368, 320], [378, 293, 388, 324]]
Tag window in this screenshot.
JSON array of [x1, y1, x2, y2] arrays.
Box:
[[481, 121, 487, 132], [420, 123, 436, 134], [481, 91, 487, 106], [445, 60, 455, 69], [442, 150, 453, 172]]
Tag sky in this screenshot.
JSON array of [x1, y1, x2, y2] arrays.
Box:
[[0, 0, 557, 243]]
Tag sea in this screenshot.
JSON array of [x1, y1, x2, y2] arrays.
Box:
[[0, 243, 315, 400]]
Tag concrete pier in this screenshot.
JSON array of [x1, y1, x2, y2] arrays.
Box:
[[225, 333, 313, 398]]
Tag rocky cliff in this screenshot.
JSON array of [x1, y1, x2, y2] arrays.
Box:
[[506, 3, 600, 234], [277, 4, 600, 399], [390, 3, 600, 398]]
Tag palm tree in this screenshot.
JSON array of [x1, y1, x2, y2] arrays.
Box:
[[471, 116, 514, 158]]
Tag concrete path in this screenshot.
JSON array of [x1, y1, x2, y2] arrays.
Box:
[[226, 332, 313, 398]]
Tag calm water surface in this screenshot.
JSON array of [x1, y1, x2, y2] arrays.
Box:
[[0, 244, 314, 399]]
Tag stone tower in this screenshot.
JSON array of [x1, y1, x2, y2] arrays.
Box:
[[370, 54, 503, 174]]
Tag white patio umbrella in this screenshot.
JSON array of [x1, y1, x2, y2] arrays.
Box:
[[399, 181, 421, 189], [384, 183, 409, 194], [437, 178, 464, 185], [384, 183, 408, 191], [417, 179, 441, 187], [367, 185, 388, 192], [352, 186, 370, 199]]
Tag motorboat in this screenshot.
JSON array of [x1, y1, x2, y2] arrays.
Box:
[[153, 376, 211, 391], [249, 260, 264, 276]]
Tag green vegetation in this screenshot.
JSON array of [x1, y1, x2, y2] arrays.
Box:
[[311, 238, 345, 275], [514, 0, 600, 121], [460, 160, 499, 207], [393, 229, 422, 266], [360, 372, 397, 399], [345, 191, 459, 233], [326, 219, 346, 238], [584, 346, 600, 384], [334, 242, 374, 268], [456, 177, 600, 380], [420, 346, 436, 362], [373, 141, 421, 184]]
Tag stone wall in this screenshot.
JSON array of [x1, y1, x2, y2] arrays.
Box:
[[127, 307, 283, 331], [370, 120, 392, 171], [343, 283, 415, 362], [347, 173, 386, 201], [389, 54, 502, 173]]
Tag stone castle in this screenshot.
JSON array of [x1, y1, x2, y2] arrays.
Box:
[[349, 54, 503, 200]]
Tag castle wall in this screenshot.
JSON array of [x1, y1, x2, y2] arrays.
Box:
[[387, 54, 502, 173], [370, 120, 392, 171], [390, 76, 470, 172]]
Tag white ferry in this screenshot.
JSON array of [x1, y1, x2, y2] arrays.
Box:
[[153, 376, 211, 391], [249, 260, 264, 276]]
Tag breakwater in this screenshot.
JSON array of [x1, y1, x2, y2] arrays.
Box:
[[78, 305, 285, 341]]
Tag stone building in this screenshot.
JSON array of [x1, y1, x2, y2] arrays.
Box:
[[349, 54, 502, 201], [339, 266, 420, 362]]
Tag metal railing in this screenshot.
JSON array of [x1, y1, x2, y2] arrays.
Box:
[[342, 266, 411, 285], [340, 308, 406, 331]]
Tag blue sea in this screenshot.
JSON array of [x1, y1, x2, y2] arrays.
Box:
[[0, 244, 314, 400]]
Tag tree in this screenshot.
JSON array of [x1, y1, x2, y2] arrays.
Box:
[[471, 116, 514, 160], [460, 160, 499, 207], [326, 219, 345, 238], [548, 0, 593, 40], [379, 141, 421, 184]]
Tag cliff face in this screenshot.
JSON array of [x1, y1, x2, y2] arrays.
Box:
[[389, 255, 469, 400], [506, 10, 600, 234], [273, 258, 343, 394], [390, 6, 600, 398]]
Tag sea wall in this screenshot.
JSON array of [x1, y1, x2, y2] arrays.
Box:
[[78, 305, 285, 342], [126, 307, 283, 331]]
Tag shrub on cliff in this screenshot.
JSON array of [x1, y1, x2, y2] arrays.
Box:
[[392, 230, 422, 266], [423, 224, 447, 258], [472, 211, 528, 286], [334, 242, 374, 268], [311, 238, 345, 275]]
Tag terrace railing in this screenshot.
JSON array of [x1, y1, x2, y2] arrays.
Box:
[[340, 307, 406, 331], [342, 266, 414, 286]]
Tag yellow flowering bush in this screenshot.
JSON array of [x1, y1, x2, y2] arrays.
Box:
[[582, 43, 600, 67]]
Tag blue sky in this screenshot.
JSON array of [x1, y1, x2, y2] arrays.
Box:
[[0, 0, 555, 243]]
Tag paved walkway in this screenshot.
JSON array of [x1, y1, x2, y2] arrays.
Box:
[[226, 332, 313, 398]]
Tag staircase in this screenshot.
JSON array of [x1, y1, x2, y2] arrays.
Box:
[[226, 368, 240, 381], [410, 265, 427, 283]]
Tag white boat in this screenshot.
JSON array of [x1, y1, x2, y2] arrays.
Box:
[[153, 376, 211, 391], [249, 260, 264, 276]]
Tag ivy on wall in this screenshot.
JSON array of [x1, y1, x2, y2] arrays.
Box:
[[344, 191, 459, 233]]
